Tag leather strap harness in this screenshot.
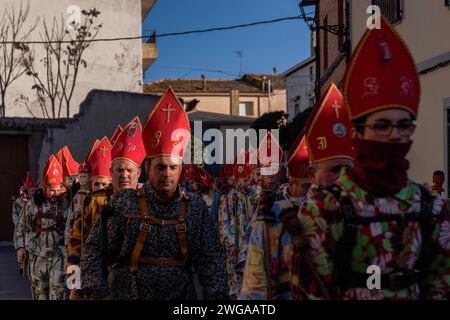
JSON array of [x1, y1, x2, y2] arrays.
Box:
[[128, 194, 189, 272]]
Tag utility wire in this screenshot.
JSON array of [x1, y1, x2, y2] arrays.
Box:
[[0, 15, 304, 44]]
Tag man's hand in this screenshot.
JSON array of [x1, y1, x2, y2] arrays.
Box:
[[17, 248, 26, 265]]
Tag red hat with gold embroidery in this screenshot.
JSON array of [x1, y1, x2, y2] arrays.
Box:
[[78, 161, 91, 174], [56, 146, 79, 178], [182, 164, 200, 182], [142, 88, 191, 160], [111, 117, 145, 168], [287, 133, 310, 179], [110, 125, 123, 146], [305, 83, 353, 164], [43, 155, 63, 188], [233, 148, 255, 180], [88, 137, 112, 179], [198, 166, 214, 187], [343, 16, 420, 120], [258, 131, 283, 167]]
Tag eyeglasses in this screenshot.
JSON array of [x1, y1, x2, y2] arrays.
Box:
[[358, 121, 416, 137]]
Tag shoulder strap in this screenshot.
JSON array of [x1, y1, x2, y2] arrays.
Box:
[[129, 196, 151, 272]]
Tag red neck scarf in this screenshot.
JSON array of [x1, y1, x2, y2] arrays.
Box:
[[350, 139, 412, 197]]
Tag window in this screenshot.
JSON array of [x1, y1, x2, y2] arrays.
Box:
[[239, 102, 254, 116], [309, 66, 314, 82], [372, 0, 403, 24]]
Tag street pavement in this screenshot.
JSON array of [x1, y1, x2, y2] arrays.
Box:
[[0, 243, 31, 300]]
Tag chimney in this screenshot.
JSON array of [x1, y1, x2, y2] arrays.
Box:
[[261, 76, 266, 92], [201, 74, 207, 91]]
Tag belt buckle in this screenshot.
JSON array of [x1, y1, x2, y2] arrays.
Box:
[[176, 224, 186, 233], [140, 222, 151, 232], [159, 258, 168, 265], [388, 271, 405, 291]]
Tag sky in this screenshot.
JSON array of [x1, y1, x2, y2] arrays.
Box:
[[143, 0, 314, 83]]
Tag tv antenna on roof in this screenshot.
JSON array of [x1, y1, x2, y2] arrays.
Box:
[[234, 49, 243, 77]]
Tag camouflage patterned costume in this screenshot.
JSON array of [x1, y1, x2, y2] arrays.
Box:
[[12, 197, 26, 250], [16, 196, 69, 300], [80, 183, 229, 300]]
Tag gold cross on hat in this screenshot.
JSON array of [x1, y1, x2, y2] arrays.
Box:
[[162, 104, 175, 123], [332, 100, 342, 119], [100, 146, 108, 158]]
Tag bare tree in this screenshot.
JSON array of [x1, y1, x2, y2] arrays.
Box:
[[23, 8, 102, 118], [0, 1, 38, 117]]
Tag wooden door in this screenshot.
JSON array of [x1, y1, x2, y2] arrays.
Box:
[[0, 135, 29, 241]]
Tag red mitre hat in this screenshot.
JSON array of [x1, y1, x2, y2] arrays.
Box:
[[224, 163, 235, 179], [198, 166, 214, 187], [233, 149, 255, 180], [88, 137, 112, 179], [22, 171, 35, 189], [110, 125, 123, 146], [78, 161, 91, 174], [258, 131, 283, 167], [111, 117, 146, 168], [56, 146, 79, 178], [182, 164, 200, 182], [142, 88, 191, 160], [305, 83, 354, 164], [43, 155, 63, 188], [86, 139, 100, 163], [287, 133, 310, 179], [343, 16, 420, 120]]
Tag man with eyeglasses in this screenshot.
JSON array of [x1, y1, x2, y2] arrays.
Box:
[[292, 17, 449, 300]]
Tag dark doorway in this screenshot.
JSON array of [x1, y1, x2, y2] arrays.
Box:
[[0, 135, 29, 241]]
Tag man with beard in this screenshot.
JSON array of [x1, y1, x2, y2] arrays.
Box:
[[80, 89, 228, 299], [67, 118, 145, 299], [294, 17, 449, 300], [15, 155, 69, 299]]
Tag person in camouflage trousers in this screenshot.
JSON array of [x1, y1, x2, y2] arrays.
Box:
[[16, 155, 69, 300]]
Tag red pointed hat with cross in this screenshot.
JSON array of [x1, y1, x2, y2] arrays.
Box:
[[43, 155, 63, 188], [87, 136, 112, 179], [305, 83, 354, 164], [257, 131, 283, 167], [78, 161, 91, 174], [111, 117, 146, 168], [343, 15, 420, 120], [110, 125, 123, 146], [287, 132, 310, 179], [233, 148, 256, 180], [142, 88, 191, 160], [56, 146, 79, 178]]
